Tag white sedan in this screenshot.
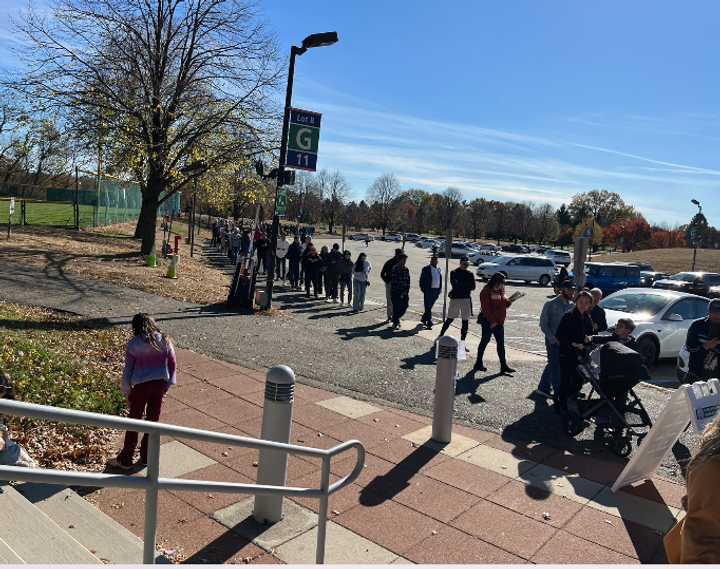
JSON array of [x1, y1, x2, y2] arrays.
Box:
[[599, 288, 709, 364]]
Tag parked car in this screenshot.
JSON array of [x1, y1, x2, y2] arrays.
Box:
[[468, 250, 504, 266], [438, 242, 478, 258], [544, 249, 572, 267], [653, 272, 720, 297], [349, 233, 373, 241], [404, 233, 421, 242], [475, 243, 500, 252], [584, 262, 642, 295], [501, 244, 529, 254], [416, 238, 440, 249], [629, 262, 654, 271], [640, 271, 669, 287], [600, 288, 709, 364], [476, 255, 555, 286], [381, 233, 402, 242]]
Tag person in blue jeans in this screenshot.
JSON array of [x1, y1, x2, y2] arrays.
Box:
[[536, 279, 575, 400]]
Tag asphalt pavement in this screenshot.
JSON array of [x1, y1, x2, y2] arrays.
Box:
[[313, 236, 680, 386], [0, 255, 696, 483]]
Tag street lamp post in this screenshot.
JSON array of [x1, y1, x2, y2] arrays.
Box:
[[263, 32, 338, 310], [180, 160, 207, 258], [691, 199, 702, 271]]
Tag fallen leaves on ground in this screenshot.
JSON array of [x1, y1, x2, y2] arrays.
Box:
[[0, 223, 229, 305], [0, 302, 129, 470]]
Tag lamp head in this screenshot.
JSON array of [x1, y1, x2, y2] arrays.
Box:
[[691, 199, 700, 206], [301, 32, 339, 50]]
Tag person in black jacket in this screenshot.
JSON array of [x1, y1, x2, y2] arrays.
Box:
[[419, 256, 442, 329], [589, 288, 608, 333], [437, 256, 476, 344], [324, 243, 343, 303], [302, 246, 324, 298], [338, 251, 354, 305], [287, 236, 302, 290], [686, 299, 720, 380], [556, 290, 595, 412], [381, 249, 403, 322], [390, 254, 410, 330]]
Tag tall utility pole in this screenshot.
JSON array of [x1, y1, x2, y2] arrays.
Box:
[[180, 160, 207, 258], [263, 32, 339, 310], [95, 110, 103, 228], [691, 199, 702, 271]]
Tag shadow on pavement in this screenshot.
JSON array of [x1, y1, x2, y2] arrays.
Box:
[[400, 346, 436, 370], [183, 520, 260, 564], [0, 315, 115, 332], [502, 396, 680, 562], [360, 443, 443, 506], [336, 322, 424, 341]]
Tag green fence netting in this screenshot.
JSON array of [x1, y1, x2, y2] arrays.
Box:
[[1, 180, 181, 228]]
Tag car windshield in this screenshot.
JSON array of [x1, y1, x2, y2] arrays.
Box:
[[600, 292, 669, 316], [670, 273, 697, 282]]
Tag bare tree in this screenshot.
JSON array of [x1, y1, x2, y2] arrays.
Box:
[[317, 170, 349, 233], [10, 0, 280, 253], [367, 173, 400, 236], [530, 203, 560, 244]]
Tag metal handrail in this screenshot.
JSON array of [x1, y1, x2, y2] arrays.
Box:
[[0, 399, 365, 564]]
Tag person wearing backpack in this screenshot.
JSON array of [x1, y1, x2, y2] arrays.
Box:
[[109, 313, 176, 470]]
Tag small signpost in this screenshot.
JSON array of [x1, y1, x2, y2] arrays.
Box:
[[277, 189, 288, 217], [7, 197, 15, 238], [285, 108, 322, 172]]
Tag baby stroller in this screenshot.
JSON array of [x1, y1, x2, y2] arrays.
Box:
[[572, 340, 653, 457]]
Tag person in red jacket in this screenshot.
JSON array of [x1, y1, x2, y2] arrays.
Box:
[[474, 272, 516, 374]]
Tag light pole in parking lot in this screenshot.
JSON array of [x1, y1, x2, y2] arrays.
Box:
[[264, 31, 339, 310], [690, 199, 702, 271]]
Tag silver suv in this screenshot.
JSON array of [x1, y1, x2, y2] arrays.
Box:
[[477, 255, 556, 286], [544, 249, 572, 267]]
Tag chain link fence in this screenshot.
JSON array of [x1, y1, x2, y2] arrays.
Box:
[[0, 171, 181, 229]]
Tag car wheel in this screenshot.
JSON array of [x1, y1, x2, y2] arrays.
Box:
[[538, 275, 551, 287], [636, 336, 659, 366]]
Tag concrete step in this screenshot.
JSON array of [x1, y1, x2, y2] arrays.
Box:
[[0, 484, 98, 564], [0, 536, 23, 564], [17, 483, 146, 564]]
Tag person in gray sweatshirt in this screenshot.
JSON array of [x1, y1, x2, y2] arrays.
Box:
[[535, 279, 575, 400]]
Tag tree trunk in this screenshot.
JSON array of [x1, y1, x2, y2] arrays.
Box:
[[135, 172, 164, 254], [137, 195, 160, 255]]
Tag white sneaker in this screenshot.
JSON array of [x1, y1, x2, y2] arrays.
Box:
[[533, 389, 552, 399]]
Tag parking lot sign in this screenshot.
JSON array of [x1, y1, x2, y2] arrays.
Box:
[[9, 197, 15, 216], [285, 108, 321, 172]]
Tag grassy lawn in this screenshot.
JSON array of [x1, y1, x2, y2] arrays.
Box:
[[0, 302, 128, 470], [592, 247, 720, 274], [0, 200, 142, 228]]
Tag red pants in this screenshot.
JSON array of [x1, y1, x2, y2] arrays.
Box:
[[117, 380, 167, 466]]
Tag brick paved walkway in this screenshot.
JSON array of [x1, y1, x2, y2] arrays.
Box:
[[86, 348, 683, 564]]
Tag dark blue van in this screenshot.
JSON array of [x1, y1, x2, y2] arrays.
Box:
[[584, 262, 642, 295]]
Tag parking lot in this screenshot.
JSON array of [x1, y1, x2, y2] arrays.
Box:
[[315, 234, 680, 386]]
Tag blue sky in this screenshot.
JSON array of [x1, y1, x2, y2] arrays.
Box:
[[2, 1, 720, 225]]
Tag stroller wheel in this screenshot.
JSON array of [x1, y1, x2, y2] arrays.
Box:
[[636, 432, 647, 447], [612, 438, 633, 458]]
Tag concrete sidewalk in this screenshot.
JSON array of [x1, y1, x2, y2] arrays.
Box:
[[86, 348, 681, 564]]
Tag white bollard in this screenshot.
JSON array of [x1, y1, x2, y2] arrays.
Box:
[[253, 365, 295, 524], [432, 336, 458, 444]]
